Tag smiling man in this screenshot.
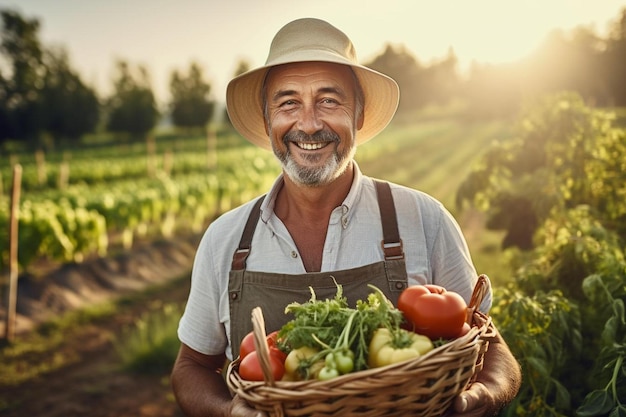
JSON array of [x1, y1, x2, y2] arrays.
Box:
[[171, 18, 521, 417]]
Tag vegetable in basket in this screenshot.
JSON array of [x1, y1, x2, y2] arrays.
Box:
[[397, 284, 469, 340], [283, 346, 323, 380], [276, 283, 405, 380], [368, 327, 433, 368], [239, 350, 285, 381], [239, 330, 286, 361], [238, 330, 287, 381]]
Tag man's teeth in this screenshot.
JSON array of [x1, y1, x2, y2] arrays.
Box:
[[297, 142, 325, 150]]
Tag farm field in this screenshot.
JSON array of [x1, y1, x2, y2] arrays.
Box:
[[0, 117, 515, 416]]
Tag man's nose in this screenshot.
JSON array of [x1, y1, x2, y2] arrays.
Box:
[[296, 104, 324, 134]]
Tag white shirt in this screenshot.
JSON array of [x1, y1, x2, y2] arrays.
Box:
[[178, 163, 491, 359]]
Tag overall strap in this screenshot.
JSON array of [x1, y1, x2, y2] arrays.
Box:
[[373, 179, 405, 260], [231, 195, 266, 270], [231, 179, 404, 269]]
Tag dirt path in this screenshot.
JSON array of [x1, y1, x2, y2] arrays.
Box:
[[1, 279, 190, 417], [0, 236, 202, 417]]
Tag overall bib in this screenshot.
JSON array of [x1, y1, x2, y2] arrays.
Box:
[[228, 180, 408, 356]]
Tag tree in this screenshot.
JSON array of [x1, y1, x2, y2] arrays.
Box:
[[457, 92, 626, 249], [603, 7, 626, 106], [421, 48, 460, 105], [365, 44, 423, 113], [223, 59, 250, 128], [169, 61, 213, 132], [0, 9, 44, 144], [106, 60, 159, 139], [39, 47, 99, 142]]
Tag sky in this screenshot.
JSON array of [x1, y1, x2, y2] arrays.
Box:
[[3, 0, 625, 106]]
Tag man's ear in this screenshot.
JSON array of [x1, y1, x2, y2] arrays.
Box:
[[356, 110, 364, 131], [264, 116, 270, 136]]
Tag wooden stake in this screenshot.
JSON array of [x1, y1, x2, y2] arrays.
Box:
[[163, 149, 173, 176], [4, 164, 22, 342], [58, 161, 69, 190], [146, 134, 156, 178], [207, 127, 217, 170], [35, 149, 46, 186]]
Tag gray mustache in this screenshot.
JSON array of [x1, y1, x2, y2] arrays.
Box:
[[283, 130, 340, 144]]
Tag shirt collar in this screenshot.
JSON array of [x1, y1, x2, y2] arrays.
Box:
[[259, 161, 365, 226]]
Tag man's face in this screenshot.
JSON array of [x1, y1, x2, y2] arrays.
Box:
[[264, 61, 364, 187]]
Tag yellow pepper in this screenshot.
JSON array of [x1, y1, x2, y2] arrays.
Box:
[[368, 327, 434, 368], [283, 346, 324, 380]]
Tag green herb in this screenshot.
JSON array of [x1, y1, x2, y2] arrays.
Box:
[[277, 282, 404, 376]]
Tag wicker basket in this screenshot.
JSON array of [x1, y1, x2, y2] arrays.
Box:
[[227, 275, 496, 417]]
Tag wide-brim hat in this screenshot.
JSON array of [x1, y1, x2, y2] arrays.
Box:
[[226, 18, 400, 150]]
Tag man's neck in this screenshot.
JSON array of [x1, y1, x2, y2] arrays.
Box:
[[276, 162, 354, 220]]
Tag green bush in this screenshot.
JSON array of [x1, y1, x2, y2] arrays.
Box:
[[462, 93, 626, 416]]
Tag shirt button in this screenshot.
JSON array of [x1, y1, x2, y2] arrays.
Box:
[[291, 251, 298, 258]]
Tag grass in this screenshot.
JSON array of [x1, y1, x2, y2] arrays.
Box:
[[114, 301, 183, 374], [0, 301, 119, 386]]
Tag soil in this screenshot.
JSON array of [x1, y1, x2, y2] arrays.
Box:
[[0, 234, 203, 417]]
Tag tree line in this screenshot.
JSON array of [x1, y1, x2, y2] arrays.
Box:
[[1, 7, 625, 150], [367, 7, 626, 118], [0, 9, 219, 148]]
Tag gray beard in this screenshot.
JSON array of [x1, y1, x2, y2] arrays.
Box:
[[273, 130, 355, 187]]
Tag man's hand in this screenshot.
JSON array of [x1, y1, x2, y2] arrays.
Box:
[[445, 329, 521, 416], [447, 382, 498, 417], [229, 395, 267, 417]]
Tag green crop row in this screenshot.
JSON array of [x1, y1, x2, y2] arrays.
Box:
[[0, 149, 223, 192], [0, 147, 280, 271]]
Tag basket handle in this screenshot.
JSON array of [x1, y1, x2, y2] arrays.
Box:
[[466, 274, 490, 324], [251, 306, 276, 386]]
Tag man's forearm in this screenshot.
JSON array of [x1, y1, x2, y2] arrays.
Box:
[[477, 332, 522, 409], [171, 346, 233, 417], [172, 368, 232, 417]]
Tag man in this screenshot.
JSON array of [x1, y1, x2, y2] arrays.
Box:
[[171, 17, 521, 417]]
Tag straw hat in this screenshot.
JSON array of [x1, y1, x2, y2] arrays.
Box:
[[226, 18, 400, 150]]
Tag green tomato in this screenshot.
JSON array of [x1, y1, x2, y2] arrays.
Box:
[[325, 352, 336, 369], [334, 350, 354, 374], [318, 365, 340, 381]]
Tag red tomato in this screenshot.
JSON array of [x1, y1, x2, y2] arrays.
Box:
[[423, 284, 446, 294], [239, 351, 285, 381], [267, 330, 280, 347], [239, 331, 256, 360], [397, 285, 468, 340], [455, 322, 472, 338], [240, 330, 287, 362], [265, 330, 288, 362]]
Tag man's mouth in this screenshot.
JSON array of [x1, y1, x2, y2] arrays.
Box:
[[295, 142, 328, 150]]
